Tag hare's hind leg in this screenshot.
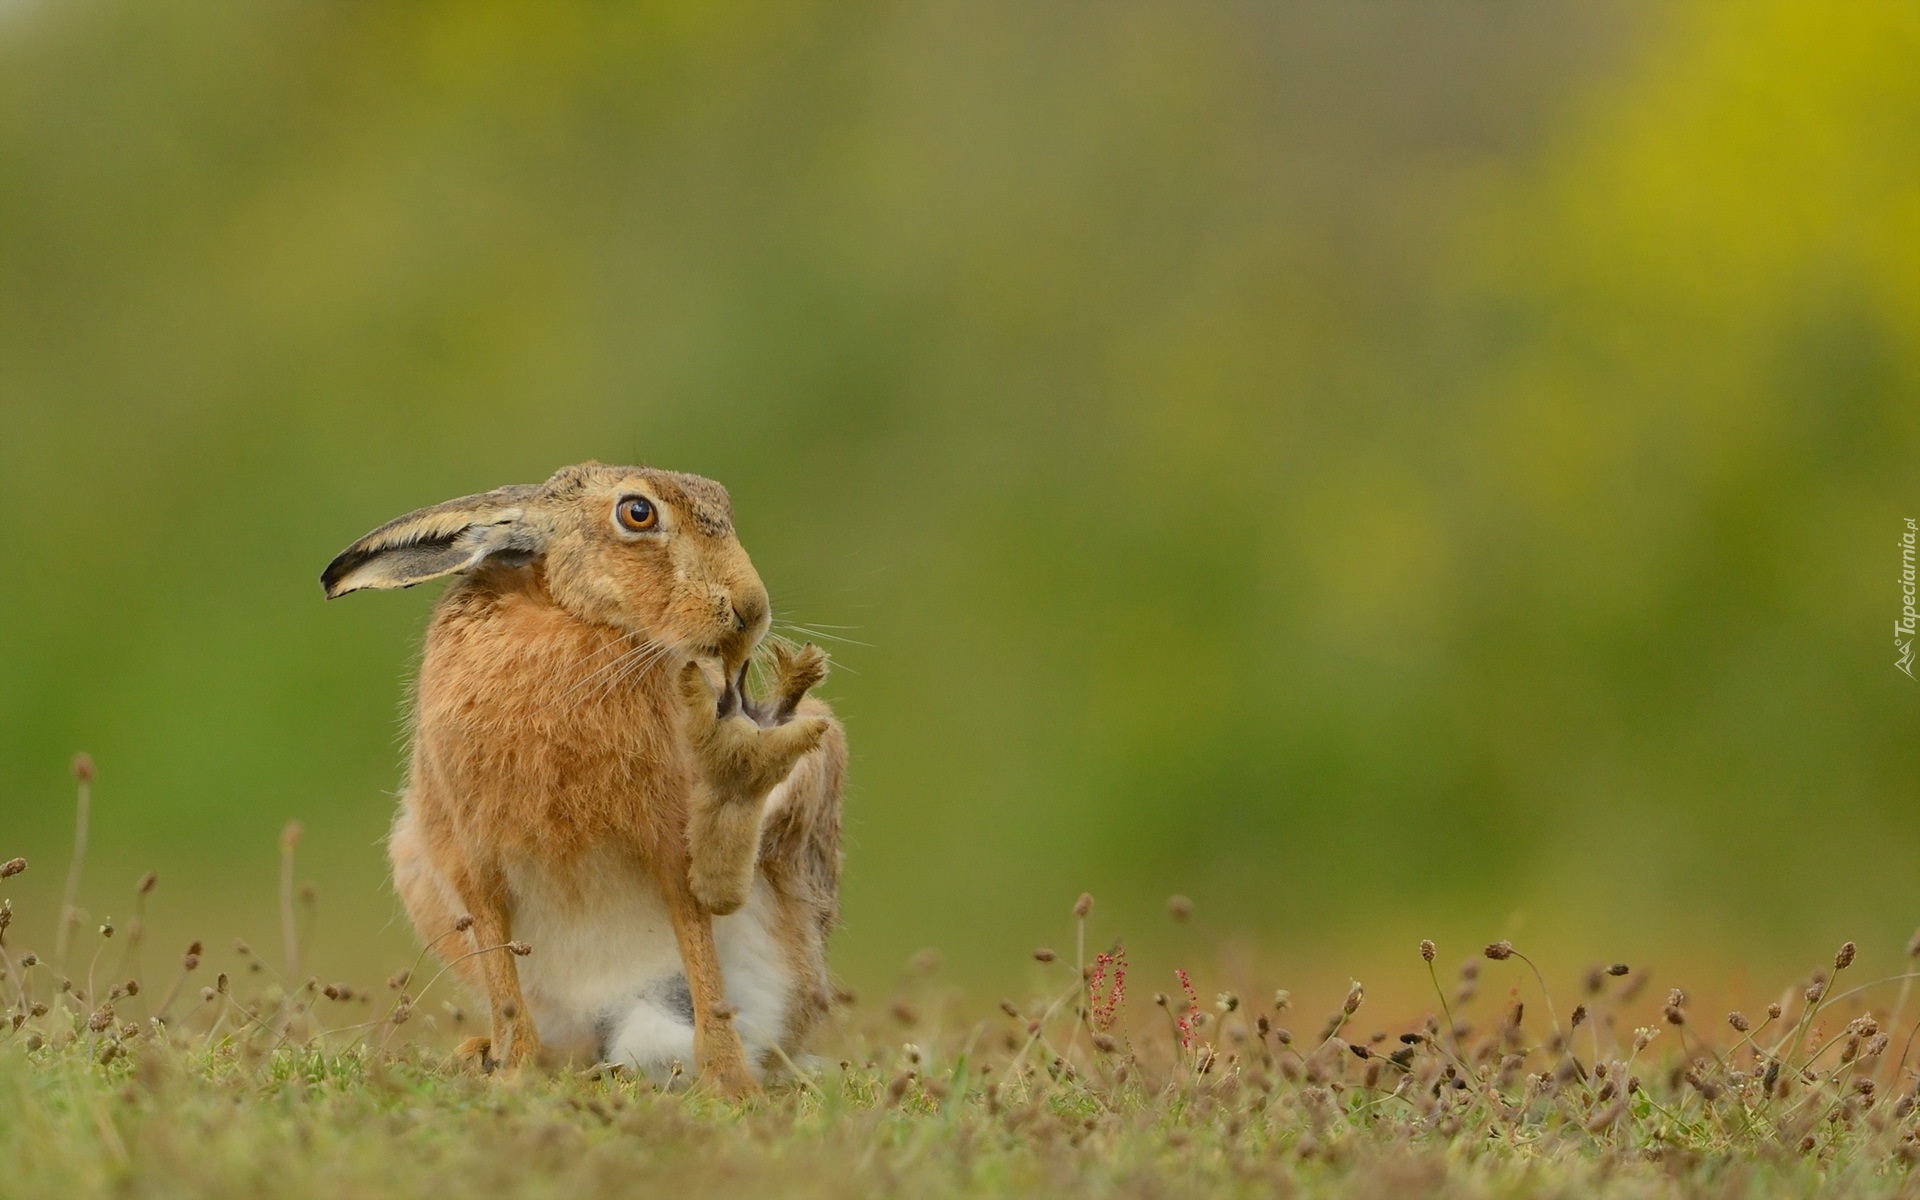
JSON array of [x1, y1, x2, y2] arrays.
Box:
[[658, 856, 759, 1099], [757, 701, 847, 1048], [759, 700, 847, 938]]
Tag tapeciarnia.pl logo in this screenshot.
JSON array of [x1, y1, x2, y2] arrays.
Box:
[[1900, 518, 1917, 678]]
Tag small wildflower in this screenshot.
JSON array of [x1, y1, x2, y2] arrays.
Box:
[[1273, 990, 1291, 1011], [1343, 981, 1365, 1014], [98, 920, 114, 939], [1633, 1026, 1658, 1051], [1215, 992, 1239, 1014]]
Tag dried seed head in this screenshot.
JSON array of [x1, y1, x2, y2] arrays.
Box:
[[1908, 928, 1920, 960], [1666, 987, 1685, 1008], [454, 915, 474, 933], [889, 999, 918, 1026], [1419, 939, 1436, 963], [1153, 992, 1169, 1007], [0, 857, 26, 879], [1633, 1026, 1658, 1051], [1273, 990, 1291, 1011], [1343, 981, 1365, 1014], [1728, 1011, 1751, 1032], [72, 753, 95, 784], [999, 999, 1020, 1019], [1216, 992, 1239, 1014], [506, 941, 532, 956], [1032, 947, 1056, 963], [1805, 980, 1825, 1004], [234, 939, 252, 956], [215, 972, 230, 994], [1484, 941, 1512, 962], [122, 979, 139, 998], [1607, 963, 1630, 977], [1835, 941, 1857, 971], [1166, 895, 1193, 922], [1348, 1043, 1370, 1060], [1073, 893, 1093, 918], [18, 953, 36, 968], [1092, 1033, 1117, 1053], [137, 871, 157, 896], [1570, 1005, 1587, 1029], [98, 920, 114, 939], [280, 822, 303, 851], [1768, 1002, 1783, 1019], [387, 970, 411, 991]]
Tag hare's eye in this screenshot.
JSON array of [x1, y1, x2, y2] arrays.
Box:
[[616, 497, 658, 533]]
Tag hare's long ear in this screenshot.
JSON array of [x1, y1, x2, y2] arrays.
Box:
[[321, 485, 547, 599]]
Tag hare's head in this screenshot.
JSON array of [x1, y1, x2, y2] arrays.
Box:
[[322, 463, 771, 669]]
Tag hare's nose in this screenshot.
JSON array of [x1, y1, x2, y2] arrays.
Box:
[[731, 593, 767, 634]]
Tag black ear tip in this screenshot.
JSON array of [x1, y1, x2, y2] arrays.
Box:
[[319, 551, 358, 599]]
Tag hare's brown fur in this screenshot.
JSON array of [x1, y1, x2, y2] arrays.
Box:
[[329, 463, 844, 1095]]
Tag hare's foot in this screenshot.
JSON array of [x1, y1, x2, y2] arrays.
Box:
[[699, 1027, 763, 1102], [453, 1035, 496, 1071]]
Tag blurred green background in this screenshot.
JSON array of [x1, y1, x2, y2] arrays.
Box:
[[2, 0, 1917, 1005]]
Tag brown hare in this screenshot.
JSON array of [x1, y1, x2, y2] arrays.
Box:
[[321, 462, 846, 1097]]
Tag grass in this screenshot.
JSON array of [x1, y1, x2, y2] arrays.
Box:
[[6, 774, 1920, 1197]]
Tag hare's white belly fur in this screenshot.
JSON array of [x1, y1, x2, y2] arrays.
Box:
[[504, 851, 791, 1081]]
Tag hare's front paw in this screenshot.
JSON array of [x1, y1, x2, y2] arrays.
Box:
[[678, 652, 830, 799]]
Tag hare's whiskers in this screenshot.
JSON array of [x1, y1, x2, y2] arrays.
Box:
[[775, 621, 872, 648], [561, 635, 657, 700], [590, 639, 675, 704]]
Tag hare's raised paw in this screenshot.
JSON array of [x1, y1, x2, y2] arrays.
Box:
[[761, 642, 828, 724]]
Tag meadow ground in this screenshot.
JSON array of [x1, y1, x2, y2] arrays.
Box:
[[7, 775, 1920, 1200], [7, 852, 1920, 1200]]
